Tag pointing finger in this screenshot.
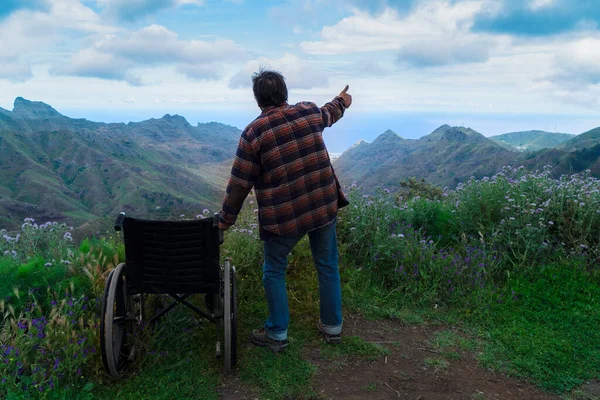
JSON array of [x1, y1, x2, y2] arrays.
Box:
[[341, 85, 349, 94]]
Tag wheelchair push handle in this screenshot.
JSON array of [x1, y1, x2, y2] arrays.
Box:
[[114, 212, 126, 232], [213, 213, 225, 245]]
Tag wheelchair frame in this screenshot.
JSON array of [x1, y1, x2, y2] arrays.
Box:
[[100, 212, 237, 378]]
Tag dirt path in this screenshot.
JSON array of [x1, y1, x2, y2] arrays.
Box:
[[220, 315, 560, 400], [309, 315, 557, 400]]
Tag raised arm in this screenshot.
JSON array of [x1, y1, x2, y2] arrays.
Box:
[[320, 85, 353, 128]]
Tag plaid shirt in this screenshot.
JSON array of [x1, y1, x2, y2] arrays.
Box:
[[219, 96, 349, 239]]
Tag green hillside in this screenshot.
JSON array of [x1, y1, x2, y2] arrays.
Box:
[[334, 125, 520, 190], [0, 98, 239, 233], [558, 126, 600, 151], [490, 130, 575, 151], [335, 125, 600, 192]]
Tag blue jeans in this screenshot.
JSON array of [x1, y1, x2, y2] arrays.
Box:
[[262, 219, 342, 340]]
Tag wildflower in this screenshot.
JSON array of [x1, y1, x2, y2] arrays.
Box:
[[203, 209, 210, 215], [548, 221, 554, 225], [398, 234, 405, 238], [580, 244, 589, 250]]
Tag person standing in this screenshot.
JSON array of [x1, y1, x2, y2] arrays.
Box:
[[218, 69, 352, 352]]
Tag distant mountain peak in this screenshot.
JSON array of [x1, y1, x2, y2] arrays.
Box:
[[13, 97, 63, 119], [373, 129, 404, 145], [422, 125, 481, 143], [351, 139, 368, 147], [161, 114, 190, 126]]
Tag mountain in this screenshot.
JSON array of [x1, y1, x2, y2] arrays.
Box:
[[520, 127, 600, 176], [489, 130, 575, 152], [0, 98, 240, 232], [558, 127, 600, 152], [334, 125, 520, 190], [335, 125, 600, 192]]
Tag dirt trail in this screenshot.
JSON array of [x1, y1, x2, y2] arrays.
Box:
[[309, 315, 557, 400], [221, 315, 560, 400]]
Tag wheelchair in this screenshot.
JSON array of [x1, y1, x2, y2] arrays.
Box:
[[100, 213, 237, 378]]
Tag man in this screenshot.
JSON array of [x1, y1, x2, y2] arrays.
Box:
[[218, 69, 352, 352]]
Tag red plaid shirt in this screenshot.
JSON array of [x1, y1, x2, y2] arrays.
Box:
[[219, 96, 349, 239]]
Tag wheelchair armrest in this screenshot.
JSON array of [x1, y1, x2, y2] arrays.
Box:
[[114, 212, 126, 232]]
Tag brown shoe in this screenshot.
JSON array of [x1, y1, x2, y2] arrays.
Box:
[[250, 328, 288, 352], [317, 321, 342, 344]]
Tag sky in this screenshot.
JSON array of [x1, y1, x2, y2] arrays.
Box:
[[0, 0, 599, 152]]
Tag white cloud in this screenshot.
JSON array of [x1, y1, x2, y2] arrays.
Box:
[[529, 0, 556, 11], [51, 49, 141, 85], [301, 1, 497, 57], [552, 38, 600, 85], [53, 24, 245, 84], [0, 59, 33, 82], [0, 0, 115, 81], [229, 54, 329, 90]]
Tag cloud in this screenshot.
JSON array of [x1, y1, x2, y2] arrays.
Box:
[[301, 1, 499, 67], [473, 0, 600, 36], [528, 0, 555, 11], [397, 37, 493, 67], [97, 0, 204, 21], [352, 60, 394, 76], [0, 59, 33, 82], [229, 54, 329, 90], [176, 63, 222, 81], [0, 0, 49, 19], [52, 24, 245, 84], [51, 49, 141, 85], [0, 0, 112, 81], [550, 38, 600, 86]]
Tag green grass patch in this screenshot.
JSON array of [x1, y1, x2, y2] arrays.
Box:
[[471, 263, 600, 392], [240, 338, 316, 400], [320, 335, 390, 361], [423, 357, 450, 372]]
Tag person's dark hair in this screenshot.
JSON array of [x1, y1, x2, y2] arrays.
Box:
[[252, 68, 288, 109]]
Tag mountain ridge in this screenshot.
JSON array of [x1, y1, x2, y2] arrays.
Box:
[[0, 97, 240, 233], [490, 130, 575, 152], [334, 124, 600, 191]]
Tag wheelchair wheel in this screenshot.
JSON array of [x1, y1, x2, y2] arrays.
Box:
[[100, 268, 115, 375], [231, 265, 238, 367], [223, 260, 237, 371], [101, 263, 135, 378]]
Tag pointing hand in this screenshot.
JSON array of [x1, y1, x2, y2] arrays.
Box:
[[339, 85, 352, 108]]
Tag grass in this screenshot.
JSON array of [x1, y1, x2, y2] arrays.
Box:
[[320, 335, 390, 361], [470, 263, 600, 392], [93, 314, 220, 400], [423, 357, 450, 372], [2, 167, 600, 398]]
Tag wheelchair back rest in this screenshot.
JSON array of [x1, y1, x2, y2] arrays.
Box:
[[121, 217, 221, 295]]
